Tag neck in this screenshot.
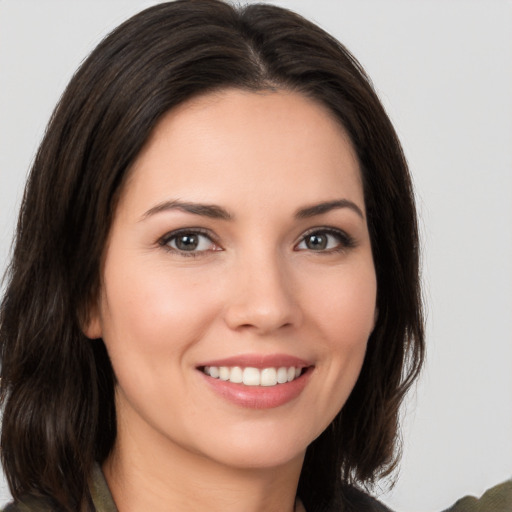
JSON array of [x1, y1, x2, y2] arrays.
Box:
[[103, 421, 304, 512]]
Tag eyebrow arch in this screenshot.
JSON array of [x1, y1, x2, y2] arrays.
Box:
[[141, 199, 233, 221], [141, 198, 363, 222], [295, 199, 364, 219]]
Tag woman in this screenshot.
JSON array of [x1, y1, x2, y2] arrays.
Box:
[[0, 0, 428, 510]]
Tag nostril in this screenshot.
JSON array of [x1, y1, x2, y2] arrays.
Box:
[[224, 299, 301, 334]]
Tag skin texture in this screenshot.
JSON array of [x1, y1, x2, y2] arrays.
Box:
[[85, 89, 377, 512]]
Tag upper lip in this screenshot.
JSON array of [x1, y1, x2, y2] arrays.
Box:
[[197, 353, 313, 369]]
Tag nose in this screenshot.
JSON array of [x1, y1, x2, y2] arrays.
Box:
[[223, 253, 302, 335]]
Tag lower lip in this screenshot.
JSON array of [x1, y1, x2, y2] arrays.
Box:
[[200, 368, 312, 409]]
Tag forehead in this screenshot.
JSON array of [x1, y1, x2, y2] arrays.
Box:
[[120, 88, 364, 217]]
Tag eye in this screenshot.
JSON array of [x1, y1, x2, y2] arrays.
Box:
[[295, 229, 354, 252], [160, 229, 219, 255]]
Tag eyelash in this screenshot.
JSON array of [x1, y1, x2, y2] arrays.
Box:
[[295, 228, 356, 254], [158, 227, 355, 257], [158, 228, 219, 258]]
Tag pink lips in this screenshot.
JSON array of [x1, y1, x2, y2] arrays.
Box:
[[197, 353, 313, 409]]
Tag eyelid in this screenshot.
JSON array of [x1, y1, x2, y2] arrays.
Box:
[[156, 226, 355, 256], [294, 226, 356, 252], [158, 227, 222, 255]]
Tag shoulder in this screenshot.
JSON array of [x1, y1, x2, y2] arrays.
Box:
[[342, 486, 393, 512], [443, 480, 512, 512], [1, 495, 56, 512], [302, 486, 393, 512], [1, 463, 117, 512]]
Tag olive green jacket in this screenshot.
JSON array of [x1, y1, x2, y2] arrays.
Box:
[[2, 465, 117, 512], [441, 480, 512, 512], [3, 466, 511, 511]]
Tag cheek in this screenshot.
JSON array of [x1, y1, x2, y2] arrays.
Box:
[[99, 257, 222, 361], [97, 259, 225, 420], [301, 263, 376, 415], [307, 262, 377, 344]]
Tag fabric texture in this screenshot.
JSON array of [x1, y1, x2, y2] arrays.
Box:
[[1, 464, 118, 512], [89, 464, 118, 512], [442, 479, 512, 512], [2, 467, 511, 511]]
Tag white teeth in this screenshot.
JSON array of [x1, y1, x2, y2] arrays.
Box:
[[276, 367, 288, 384], [230, 366, 243, 383], [243, 367, 260, 386], [260, 368, 277, 386], [202, 365, 303, 386]]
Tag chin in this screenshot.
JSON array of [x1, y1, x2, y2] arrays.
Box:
[[203, 443, 306, 472], [183, 421, 319, 472]]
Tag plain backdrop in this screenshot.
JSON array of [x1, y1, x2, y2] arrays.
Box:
[[1, 1, 511, 510]]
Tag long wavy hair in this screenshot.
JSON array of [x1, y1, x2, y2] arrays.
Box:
[[0, 1, 424, 510]]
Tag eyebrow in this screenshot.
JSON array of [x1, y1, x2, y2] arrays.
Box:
[[295, 199, 364, 219], [141, 200, 233, 221], [141, 198, 364, 221]]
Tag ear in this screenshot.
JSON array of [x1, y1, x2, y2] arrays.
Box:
[[81, 299, 103, 340], [83, 315, 102, 339]]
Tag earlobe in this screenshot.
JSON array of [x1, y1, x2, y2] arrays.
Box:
[[83, 315, 102, 339], [80, 301, 103, 340]]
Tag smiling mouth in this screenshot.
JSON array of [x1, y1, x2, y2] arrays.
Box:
[[201, 366, 305, 387]]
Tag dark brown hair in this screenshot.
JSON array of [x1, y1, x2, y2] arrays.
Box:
[[0, 1, 424, 510]]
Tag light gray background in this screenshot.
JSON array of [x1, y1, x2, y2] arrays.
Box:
[[1, 1, 511, 510]]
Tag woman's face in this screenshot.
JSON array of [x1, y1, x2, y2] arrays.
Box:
[[86, 89, 377, 471]]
